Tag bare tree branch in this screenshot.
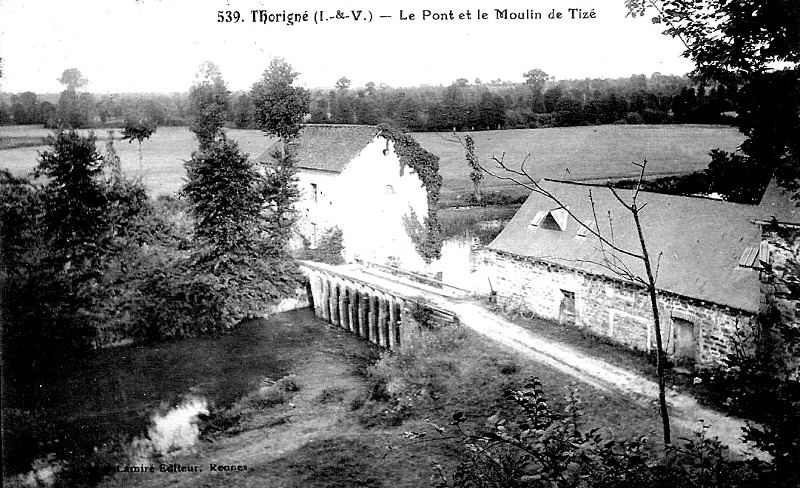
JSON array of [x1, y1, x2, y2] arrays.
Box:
[[448, 132, 644, 261], [445, 131, 672, 445]]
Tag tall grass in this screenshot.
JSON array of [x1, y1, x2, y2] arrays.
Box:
[[439, 205, 520, 244]]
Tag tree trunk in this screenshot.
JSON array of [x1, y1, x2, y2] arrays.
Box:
[[632, 206, 671, 445]]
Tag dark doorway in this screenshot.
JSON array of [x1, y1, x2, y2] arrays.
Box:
[[673, 317, 696, 365], [559, 290, 576, 324]]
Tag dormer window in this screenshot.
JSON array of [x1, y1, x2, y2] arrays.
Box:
[[531, 208, 569, 231], [531, 207, 569, 231]]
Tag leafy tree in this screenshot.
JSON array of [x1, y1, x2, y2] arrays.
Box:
[[183, 136, 262, 257], [11, 92, 38, 124], [35, 131, 110, 275], [395, 94, 421, 130], [121, 115, 157, 173], [181, 64, 303, 330], [250, 58, 308, 256], [230, 91, 254, 128], [55, 68, 92, 128], [259, 147, 302, 256], [251, 57, 310, 141], [523, 68, 550, 112], [627, 0, 800, 199], [188, 61, 230, 149], [58, 68, 89, 92], [335, 76, 351, 91], [308, 90, 330, 123], [354, 90, 379, 125], [477, 91, 507, 130], [330, 88, 356, 124], [3, 131, 113, 374]]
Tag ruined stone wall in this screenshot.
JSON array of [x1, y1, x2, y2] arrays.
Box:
[[761, 227, 800, 376], [477, 249, 756, 366]]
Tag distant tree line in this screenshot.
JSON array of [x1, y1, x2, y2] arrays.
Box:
[[0, 71, 733, 131], [298, 72, 733, 131]]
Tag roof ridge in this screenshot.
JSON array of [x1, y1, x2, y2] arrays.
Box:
[[541, 178, 759, 208], [302, 123, 376, 129]]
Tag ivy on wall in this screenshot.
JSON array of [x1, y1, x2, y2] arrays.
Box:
[[377, 124, 443, 262]]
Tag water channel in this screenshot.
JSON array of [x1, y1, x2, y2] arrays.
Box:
[[2, 308, 326, 478]]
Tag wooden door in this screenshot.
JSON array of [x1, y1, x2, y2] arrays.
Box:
[[673, 317, 696, 364]]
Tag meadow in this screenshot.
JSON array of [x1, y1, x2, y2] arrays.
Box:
[[0, 124, 744, 200], [413, 124, 744, 203], [0, 126, 277, 197]]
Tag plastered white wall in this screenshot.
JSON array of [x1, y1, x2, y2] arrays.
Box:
[[294, 137, 429, 269]]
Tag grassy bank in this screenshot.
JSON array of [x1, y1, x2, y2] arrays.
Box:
[[439, 204, 521, 244], [81, 311, 669, 488]]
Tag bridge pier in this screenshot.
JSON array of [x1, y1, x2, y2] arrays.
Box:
[[340, 282, 347, 328], [358, 289, 368, 338], [302, 266, 411, 350], [301, 264, 457, 351], [368, 294, 378, 344]]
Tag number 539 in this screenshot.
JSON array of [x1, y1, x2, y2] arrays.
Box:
[[218, 11, 241, 22]]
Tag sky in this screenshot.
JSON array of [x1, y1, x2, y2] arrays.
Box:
[[0, 0, 695, 94]]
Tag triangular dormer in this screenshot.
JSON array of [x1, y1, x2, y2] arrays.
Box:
[[539, 207, 569, 231]]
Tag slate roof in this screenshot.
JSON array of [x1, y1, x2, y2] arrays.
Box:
[[253, 124, 378, 173], [758, 178, 800, 225], [488, 179, 763, 312]]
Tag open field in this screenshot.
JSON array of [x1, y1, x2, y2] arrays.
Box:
[[1, 124, 743, 200], [413, 124, 744, 203], [0, 126, 277, 197]]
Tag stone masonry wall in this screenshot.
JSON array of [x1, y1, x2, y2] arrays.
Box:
[[478, 249, 756, 366]]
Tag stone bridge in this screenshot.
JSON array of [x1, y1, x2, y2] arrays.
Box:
[[300, 261, 463, 350]]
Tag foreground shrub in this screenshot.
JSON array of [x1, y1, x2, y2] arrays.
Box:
[[133, 259, 226, 339], [361, 313, 520, 428], [433, 376, 764, 488]]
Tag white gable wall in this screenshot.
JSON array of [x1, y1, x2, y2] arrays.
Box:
[[333, 137, 429, 268], [294, 136, 430, 269], [294, 168, 339, 247]]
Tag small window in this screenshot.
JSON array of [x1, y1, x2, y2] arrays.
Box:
[[311, 183, 318, 203], [540, 208, 568, 231], [531, 210, 546, 227]]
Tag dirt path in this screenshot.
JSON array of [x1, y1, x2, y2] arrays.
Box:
[[441, 301, 764, 458], [327, 263, 763, 458]]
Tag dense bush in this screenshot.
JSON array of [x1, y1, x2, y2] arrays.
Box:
[[181, 136, 303, 330], [0, 132, 160, 399], [434, 376, 764, 488], [694, 305, 800, 487], [295, 226, 345, 265], [360, 313, 520, 429], [133, 259, 226, 339]]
